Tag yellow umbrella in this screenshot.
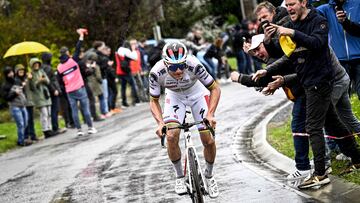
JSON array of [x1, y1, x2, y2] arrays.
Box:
[[3, 41, 50, 58]]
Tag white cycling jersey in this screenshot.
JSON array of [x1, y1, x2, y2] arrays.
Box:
[[149, 55, 215, 129], [149, 55, 215, 98]]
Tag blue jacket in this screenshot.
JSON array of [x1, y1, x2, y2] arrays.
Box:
[[317, 0, 360, 61]]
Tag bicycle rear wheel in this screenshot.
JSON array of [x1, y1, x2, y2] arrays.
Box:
[[188, 148, 204, 203]]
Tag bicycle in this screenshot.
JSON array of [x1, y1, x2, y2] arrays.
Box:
[[161, 115, 215, 203]]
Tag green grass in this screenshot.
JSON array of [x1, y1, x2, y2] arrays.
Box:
[[228, 57, 237, 72], [0, 110, 65, 153], [268, 94, 360, 185]]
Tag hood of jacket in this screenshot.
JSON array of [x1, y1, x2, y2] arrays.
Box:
[[29, 57, 42, 68]]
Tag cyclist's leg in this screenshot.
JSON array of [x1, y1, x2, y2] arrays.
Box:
[[191, 94, 216, 175], [163, 92, 186, 177]]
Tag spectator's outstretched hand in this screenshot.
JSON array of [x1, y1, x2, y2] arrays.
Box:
[[252, 69, 267, 82], [261, 86, 276, 96], [230, 71, 240, 82], [267, 75, 284, 90]]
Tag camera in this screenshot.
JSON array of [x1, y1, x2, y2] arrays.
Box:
[[334, 0, 346, 11]]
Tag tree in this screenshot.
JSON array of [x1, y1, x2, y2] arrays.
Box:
[[159, 0, 209, 38]]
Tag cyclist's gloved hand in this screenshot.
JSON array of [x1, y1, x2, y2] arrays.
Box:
[[156, 122, 166, 138], [206, 115, 216, 130]]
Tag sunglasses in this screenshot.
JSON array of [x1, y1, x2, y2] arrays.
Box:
[[167, 63, 186, 72]]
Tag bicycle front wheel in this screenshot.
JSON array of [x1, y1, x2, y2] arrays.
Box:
[[188, 148, 204, 203]]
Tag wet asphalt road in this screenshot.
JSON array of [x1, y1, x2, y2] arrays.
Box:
[[0, 83, 313, 203]]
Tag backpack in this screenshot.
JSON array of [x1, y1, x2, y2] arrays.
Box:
[[120, 57, 131, 74]]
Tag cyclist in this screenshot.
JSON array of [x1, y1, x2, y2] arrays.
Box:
[[149, 41, 221, 198]]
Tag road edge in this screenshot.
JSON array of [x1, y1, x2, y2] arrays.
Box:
[[234, 99, 360, 202]]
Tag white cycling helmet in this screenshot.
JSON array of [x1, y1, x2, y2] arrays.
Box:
[[162, 41, 188, 64]]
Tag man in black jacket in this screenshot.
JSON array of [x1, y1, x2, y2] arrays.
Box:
[[254, 0, 360, 189]]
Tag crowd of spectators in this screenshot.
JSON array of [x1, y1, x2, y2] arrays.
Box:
[[2, 1, 360, 191], [231, 0, 360, 189]]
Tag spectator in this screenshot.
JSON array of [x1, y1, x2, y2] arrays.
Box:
[[148, 40, 166, 68], [103, 46, 121, 113], [232, 23, 252, 74], [93, 40, 112, 118], [204, 37, 224, 79], [317, 0, 360, 99], [29, 58, 55, 138], [1, 66, 30, 146], [115, 41, 140, 107], [336, 9, 360, 37], [138, 38, 150, 90], [129, 39, 143, 104], [79, 52, 104, 122], [254, 1, 291, 59], [14, 64, 38, 142], [41, 52, 66, 135], [57, 29, 97, 136], [263, 0, 360, 189]]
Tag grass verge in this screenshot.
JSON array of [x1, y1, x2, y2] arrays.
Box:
[[268, 94, 360, 185], [0, 110, 65, 153]]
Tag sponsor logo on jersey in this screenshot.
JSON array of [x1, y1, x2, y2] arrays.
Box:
[[149, 72, 158, 84]]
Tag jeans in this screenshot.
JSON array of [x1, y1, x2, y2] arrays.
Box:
[[51, 96, 60, 131], [332, 73, 360, 133], [305, 82, 360, 175], [99, 79, 109, 114], [291, 96, 310, 171], [119, 75, 139, 105], [11, 106, 28, 144], [204, 57, 217, 79], [25, 106, 36, 140], [67, 87, 93, 129], [326, 73, 360, 161]]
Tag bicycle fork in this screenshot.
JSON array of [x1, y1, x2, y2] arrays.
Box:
[[183, 131, 208, 195]]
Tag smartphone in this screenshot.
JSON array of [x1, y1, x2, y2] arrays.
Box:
[[262, 20, 270, 28]]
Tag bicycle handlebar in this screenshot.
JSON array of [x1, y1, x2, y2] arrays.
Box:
[[160, 118, 215, 148]]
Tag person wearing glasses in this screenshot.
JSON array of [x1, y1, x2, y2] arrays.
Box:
[[149, 41, 221, 198]]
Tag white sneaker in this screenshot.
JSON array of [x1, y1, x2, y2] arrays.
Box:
[[336, 153, 351, 161], [88, 127, 97, 134], [175, 177, 187, 195], [286, 169, 311, 180], [77, 130, 84, 136], [206, 176, 219, 198], [325, 163, 333, 174]]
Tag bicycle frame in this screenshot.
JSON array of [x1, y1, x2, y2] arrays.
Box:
[[161, 118, 214, 202]]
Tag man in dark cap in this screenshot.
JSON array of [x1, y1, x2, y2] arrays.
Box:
[[57, 29, 97, 136]]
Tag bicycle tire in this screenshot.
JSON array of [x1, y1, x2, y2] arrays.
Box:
[[188, 148, 204, 203]]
